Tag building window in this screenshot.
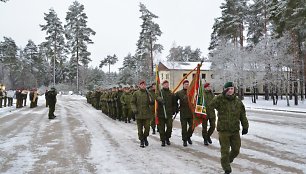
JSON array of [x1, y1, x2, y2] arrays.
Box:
[[246, 87, 251, 93], [192, 73, 196, 79], [166, 74, 169, 79], [202, 74, 206, 79], [161, 73, 164, 80]]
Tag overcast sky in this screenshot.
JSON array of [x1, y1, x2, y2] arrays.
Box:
[[0, 0, 224, 72]]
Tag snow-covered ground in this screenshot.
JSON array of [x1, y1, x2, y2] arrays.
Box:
[[0, 95, 305, 174]]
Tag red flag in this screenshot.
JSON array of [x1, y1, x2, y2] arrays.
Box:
[[187, 63, 207, 129]]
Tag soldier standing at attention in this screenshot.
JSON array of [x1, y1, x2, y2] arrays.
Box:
[[209, 82, 249, 174], [120, 87, 133, 123], [131, 80, 154, 148], [156, 80, 176, 147], [46, 87, 57, 119], [174, 80, 194, 147], [202, 83, 216, 145]]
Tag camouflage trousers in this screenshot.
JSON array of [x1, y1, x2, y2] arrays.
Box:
[[136, 118, 150, 141], [180, 118, 193, 141], [157, 117, 173, 141], [202, 117, 216, 140], [218, 131, 241, 173]]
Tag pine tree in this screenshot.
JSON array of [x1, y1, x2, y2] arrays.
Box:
[[118, 53, 137, 85], [0, 37, 21, 88], [99, 54, 118, 74], [136, 3, 163, 82], [65, 1, 96, 92], [40, 8, 67, 86]]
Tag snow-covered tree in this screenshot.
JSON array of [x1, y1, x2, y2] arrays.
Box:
[[209, 41, 248, 99], [210, 0, 249, 49], [167, 45, 203, 62], [65, 1, 96, 92], [0, 37, 21, 88], [40, 8, 67, 86], [135, 3, 163, 82], [99, 54, 118, 74], [118, 53, 137, 85]]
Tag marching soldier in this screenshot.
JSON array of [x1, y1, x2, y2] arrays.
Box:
[[131, 80, 154, 148], [202, 83, 216, 145], [209, 82, 249, 174], [148, 83, 157, 134], [174, 80, 194, 147], [156, 80, 176, 147]]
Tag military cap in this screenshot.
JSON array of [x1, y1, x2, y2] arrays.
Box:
[[204, 83, 210, 88], [162, 80, 169, 85], [183, 79, 189, 84], [224, 82, 234, 88]]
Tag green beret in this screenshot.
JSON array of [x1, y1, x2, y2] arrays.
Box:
[[224, 82, 234, 88]]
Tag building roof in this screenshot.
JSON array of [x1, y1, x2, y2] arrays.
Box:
[[159, 61, 211, 71]]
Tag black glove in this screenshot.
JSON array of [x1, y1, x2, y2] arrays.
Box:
[[242, 128, 248, 135]]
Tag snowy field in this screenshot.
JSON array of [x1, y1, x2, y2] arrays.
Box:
[[0, 95, 306, 174]]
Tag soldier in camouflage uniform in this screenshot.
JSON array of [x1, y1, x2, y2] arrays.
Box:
[[106, 88, 113, 118], [209, 82, 249, 174], [174, 80, 194, 147], [120, 87, 133, 123], [110, 87, 118, 120], [156, 80, 176, 147], [131, 80, 154, 148], [148, 83, 157, 134], [116, 86, 123, 121], [202, 83, 216, 146]]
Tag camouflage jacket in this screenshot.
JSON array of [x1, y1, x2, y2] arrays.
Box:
[[204, 89, 216, 119], [156, 88, 176, 119], [174, 89, 193, 119], [209, 94, 249, 132], [131, 89, 154, 119], [120, 92, 132, 109]]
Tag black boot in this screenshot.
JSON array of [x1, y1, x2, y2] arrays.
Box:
[[187, 138, 192, 145], [161, 141, 166, 147], [144, 138, 149, 146], [224, 170, 231, 174], [140, 140, 145, 148], [204, 139, 209, 146], [183, 141, 187, 147], [208, 137, 212, 144], [166, 138, 171, 145]]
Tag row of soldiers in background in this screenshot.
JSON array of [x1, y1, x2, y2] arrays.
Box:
[[0, 88, 39, 108], [86, 85, 140, 124]]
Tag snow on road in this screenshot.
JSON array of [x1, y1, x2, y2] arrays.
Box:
[[0, 95, 305, 174]]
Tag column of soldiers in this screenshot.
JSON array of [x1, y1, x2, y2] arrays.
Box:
[[86, 85, 137, 123], [85, 81, 249, 174]]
